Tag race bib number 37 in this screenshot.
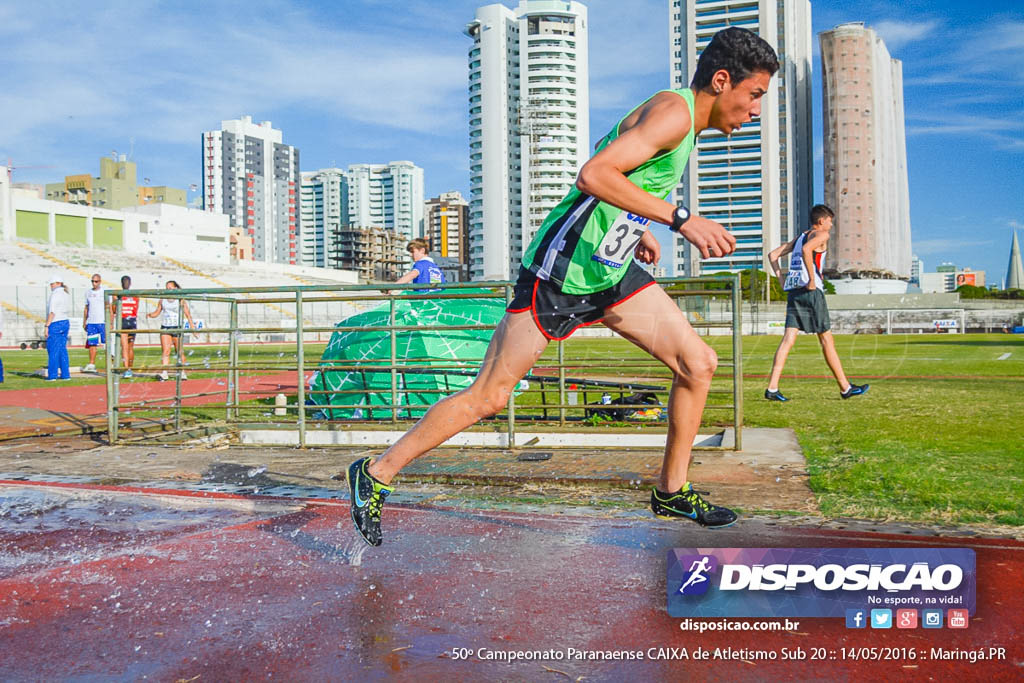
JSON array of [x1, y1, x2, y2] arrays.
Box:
[[592, 211, 650, 268]]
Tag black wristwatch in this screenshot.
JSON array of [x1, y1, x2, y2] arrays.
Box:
[[670, 205, 691, 233]]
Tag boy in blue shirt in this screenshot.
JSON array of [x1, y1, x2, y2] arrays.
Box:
[[394, 239, 445, 292]]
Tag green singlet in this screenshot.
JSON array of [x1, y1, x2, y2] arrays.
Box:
[[520, 88, 697, 295]]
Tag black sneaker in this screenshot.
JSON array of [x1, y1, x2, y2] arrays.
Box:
[[840, 383, 869, 399], [764, 389, 789, 402], [650, 484, 738, 528], [345, 457, 394, 547]]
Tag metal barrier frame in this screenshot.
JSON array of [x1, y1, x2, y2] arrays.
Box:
[[104, 276, 743, 450]]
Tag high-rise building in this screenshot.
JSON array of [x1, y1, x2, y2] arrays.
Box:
[[820, 22, 911, 292], [300, 168, 347, 269], [910, 253, 923, 286], [424, 191, 470, 266], [465, 0, 590, 281], [1007, 230, 1023, 290], [45, 156, 187, 210], [670, 0, 813, 277], [345, 162, 424, 241], [201, 116, 300, 264]]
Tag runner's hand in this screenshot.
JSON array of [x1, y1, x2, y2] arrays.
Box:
[[680, 215, 736, 259], [634, 230, 660, 264]]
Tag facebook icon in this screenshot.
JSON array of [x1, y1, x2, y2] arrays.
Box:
[[845, 609, 867, 629]]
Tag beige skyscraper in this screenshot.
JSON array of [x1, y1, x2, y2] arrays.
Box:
[[820, 22, 911, 293]]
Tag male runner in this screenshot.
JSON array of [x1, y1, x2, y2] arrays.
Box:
[[346, 27, 779, 546], [764, 204, 869, 401], [82, 273, 105, 372]]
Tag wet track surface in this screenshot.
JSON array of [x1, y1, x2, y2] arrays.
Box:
[[1, 482, 1020, 680]]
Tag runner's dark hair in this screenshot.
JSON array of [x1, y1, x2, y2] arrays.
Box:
[[810, 204, 834, 225], [692, 27, 779, 89]]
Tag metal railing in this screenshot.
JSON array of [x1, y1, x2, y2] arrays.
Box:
[[104, 276, 743, 450]]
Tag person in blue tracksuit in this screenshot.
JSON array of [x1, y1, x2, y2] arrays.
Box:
[[45, 274, 72, 381]]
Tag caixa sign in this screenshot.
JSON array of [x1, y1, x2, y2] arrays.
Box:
[[667, 548, 975, 618]]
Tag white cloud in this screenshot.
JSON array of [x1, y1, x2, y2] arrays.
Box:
[[872, 19, 941, 52], [0, 2, 468, 147]]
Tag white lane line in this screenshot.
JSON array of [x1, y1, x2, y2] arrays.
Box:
[[997, 353, 1011, 360]]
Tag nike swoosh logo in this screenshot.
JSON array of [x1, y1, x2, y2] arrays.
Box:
[[352, 470, 368, 508]]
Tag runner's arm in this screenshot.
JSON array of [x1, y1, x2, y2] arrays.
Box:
[[147, 300, 162, 318], [768, 238, 797, 278], [801, 230, 828, 291], [575, 94, 735, 259], [576, 94, 687, 226]]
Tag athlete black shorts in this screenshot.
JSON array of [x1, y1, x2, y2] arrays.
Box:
[[785, 287, 831, 333], [506, 262, 656, 340], [120, 316, 137, 341]]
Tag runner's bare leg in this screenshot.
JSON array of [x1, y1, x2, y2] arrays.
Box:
[[766, 327, 798, 390], [602, 285, 717, 493], [368, 310, 549, 484], [817, 331, 850, 391]]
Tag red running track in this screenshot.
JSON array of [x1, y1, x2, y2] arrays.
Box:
[[0, 481, 1020, 680], [0, 371, 307, 415]]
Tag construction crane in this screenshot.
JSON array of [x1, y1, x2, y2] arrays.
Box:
[[5, 158, 56, 183]]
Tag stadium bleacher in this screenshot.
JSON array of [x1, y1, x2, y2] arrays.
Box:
[[0, 242, 375, 346]]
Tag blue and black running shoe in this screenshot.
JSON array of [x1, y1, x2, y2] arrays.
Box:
[[650, 484, 737, 528], [346, 457, 394, 547], [764, 389, 788, 402], [840, 383, 869, 399]]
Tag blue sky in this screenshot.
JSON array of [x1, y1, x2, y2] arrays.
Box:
[[1, 0, 1021, 284]]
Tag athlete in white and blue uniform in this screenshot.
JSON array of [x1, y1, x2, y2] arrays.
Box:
[[765, 204, 869, 402]]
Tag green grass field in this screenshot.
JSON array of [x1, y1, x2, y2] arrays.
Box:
[[2, 333, 1022, 526]]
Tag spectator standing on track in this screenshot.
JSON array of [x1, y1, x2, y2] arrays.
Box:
[[148, 280, 194, 381], [45, 274, 71, 381], [113, 275, 140, 378], [82, 273, 105, 372]]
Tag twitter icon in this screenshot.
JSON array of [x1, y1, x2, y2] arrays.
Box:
[[870, 609, 892, 629]]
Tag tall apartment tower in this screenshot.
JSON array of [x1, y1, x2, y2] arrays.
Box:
[[670, 0, 813, 277], [820, 22, 911, 292], [465, 0, 589, 281], [299, 168, 348, 269], [345, 161, 424, 240], [424, 191, 470, 264], [202, 116, 300, 264]]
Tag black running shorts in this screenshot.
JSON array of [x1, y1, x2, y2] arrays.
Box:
[[121, 316, 138, 342], [785, 287, 831, 333], [506, 262, 656, 340]]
